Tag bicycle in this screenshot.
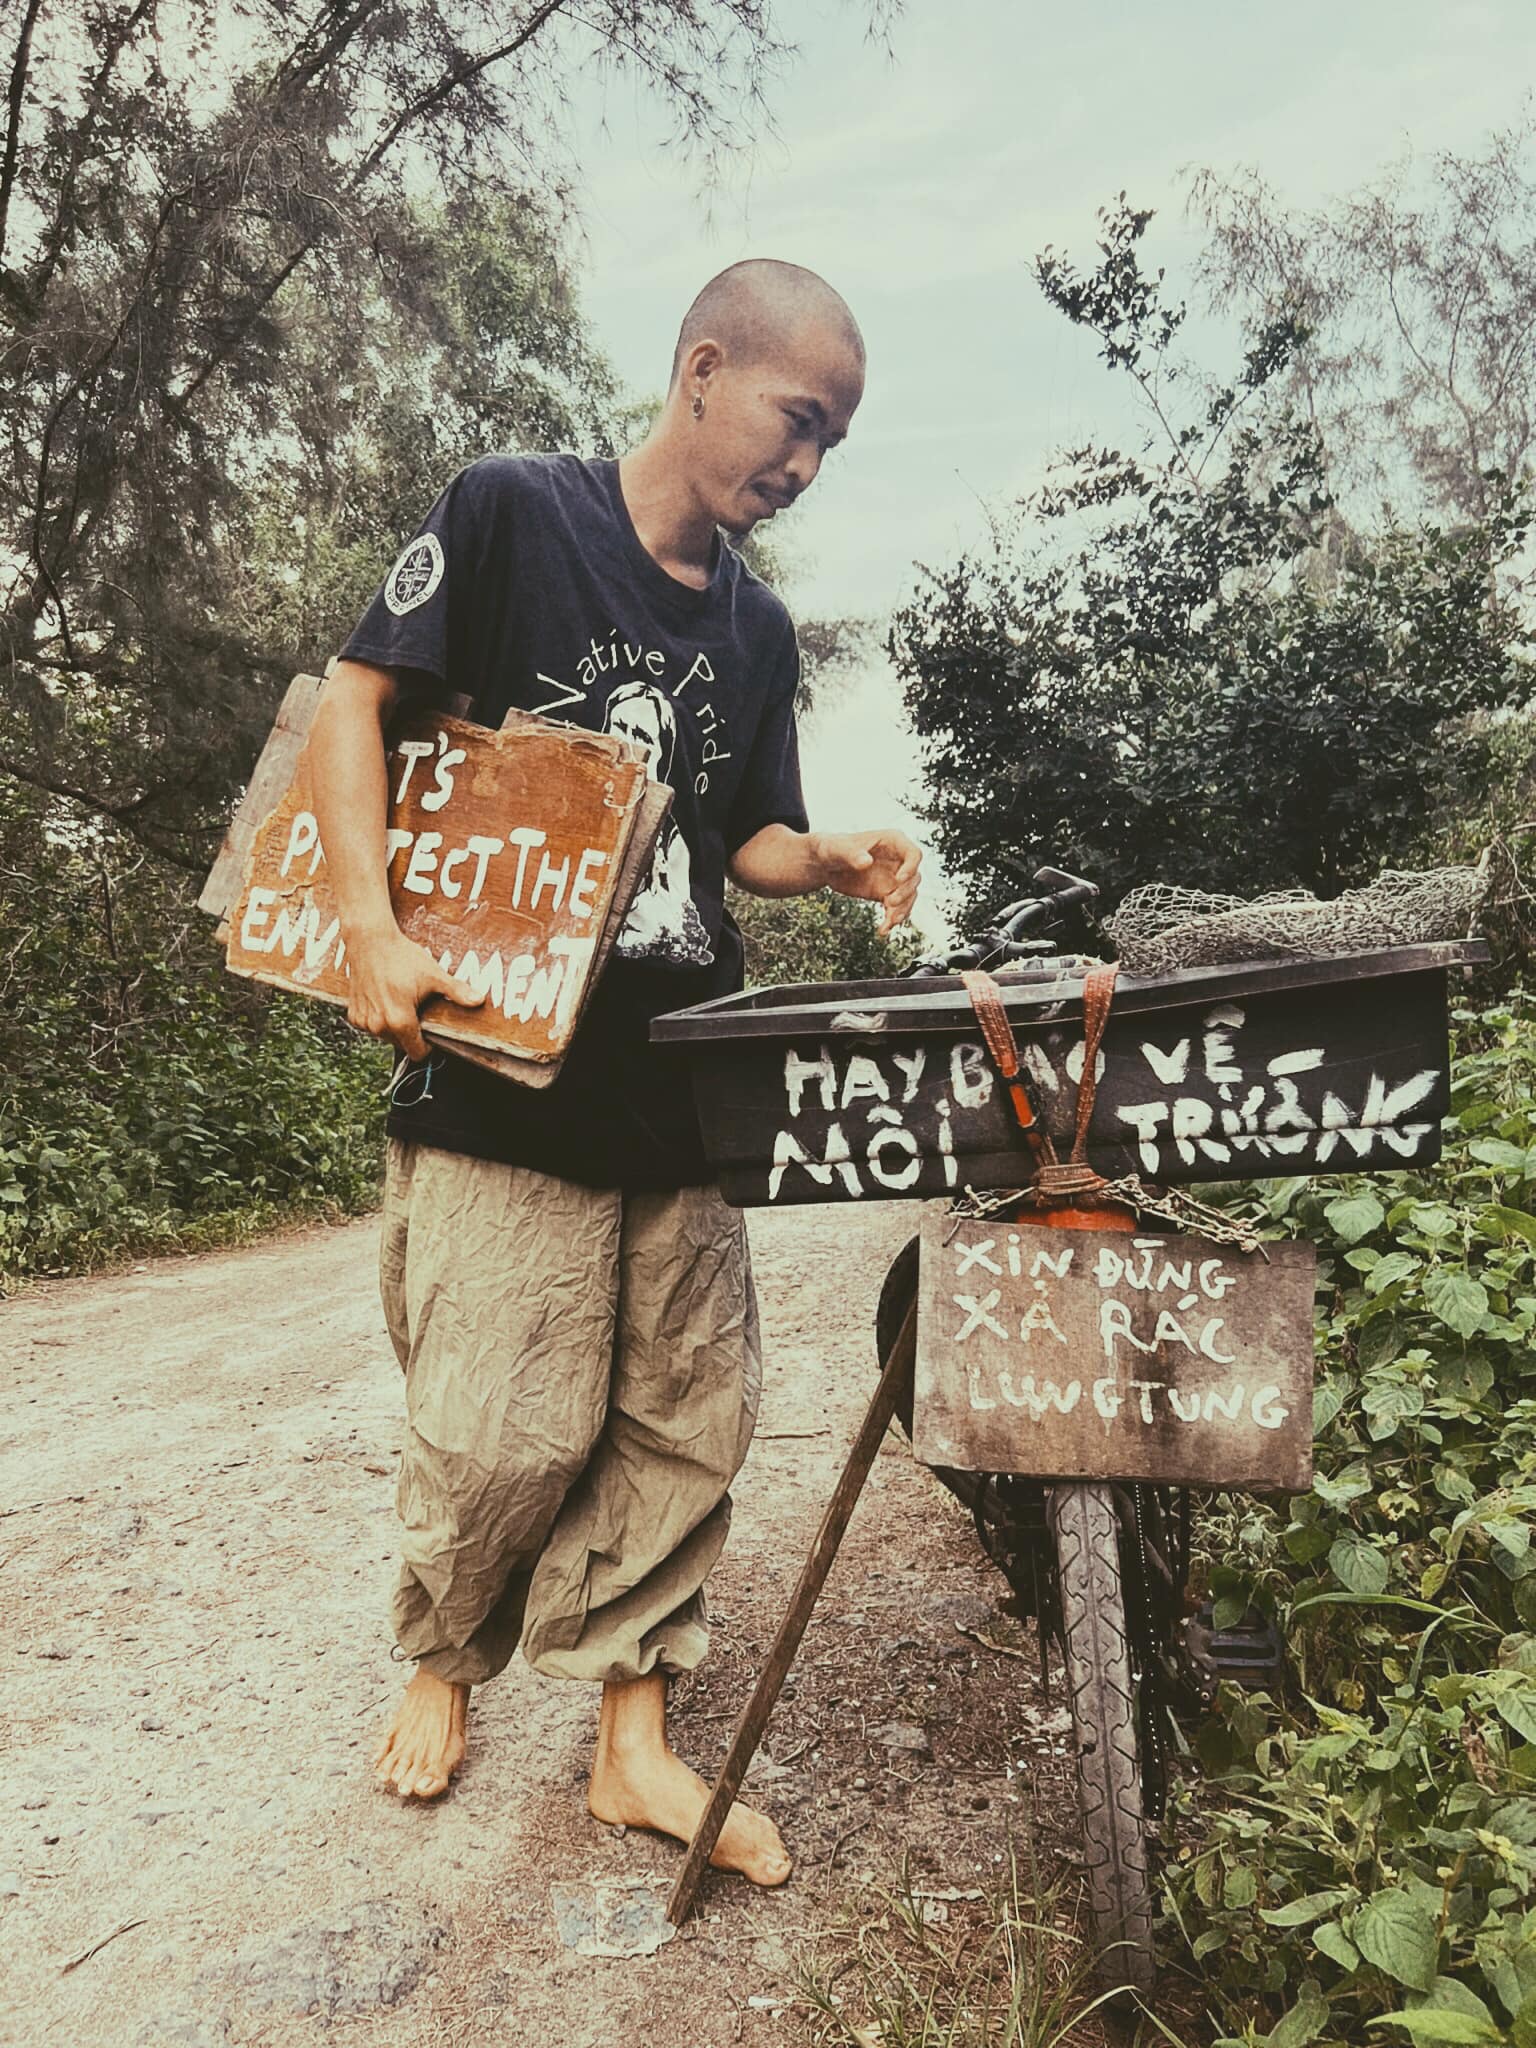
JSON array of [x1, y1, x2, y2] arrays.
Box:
[[873, 869, 1284, 1995], [658, 863, 1477, 1980]]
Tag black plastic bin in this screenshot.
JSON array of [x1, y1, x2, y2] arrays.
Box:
[[650, 941, 1488, 1207]]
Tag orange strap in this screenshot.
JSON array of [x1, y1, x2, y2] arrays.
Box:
[[959, 963, 1121, 1195], [1069, 964, 1119, 1166], [959, 969, 1057, 1168]]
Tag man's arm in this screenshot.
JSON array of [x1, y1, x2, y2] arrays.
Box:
[[308, 658, 483, 1061], [728, 822, 922, 935]]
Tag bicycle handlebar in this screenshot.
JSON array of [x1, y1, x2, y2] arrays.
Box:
[[904, 866, 1101, 978]]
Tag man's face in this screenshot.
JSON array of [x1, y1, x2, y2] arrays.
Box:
[[687, 321, 865, 537], [606, 692, 664, 775]]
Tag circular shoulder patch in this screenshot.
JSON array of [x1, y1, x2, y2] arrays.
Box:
[[383, 532, 445, 615]]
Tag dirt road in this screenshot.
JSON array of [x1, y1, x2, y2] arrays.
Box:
[[3, 1204, 1074, 2046]]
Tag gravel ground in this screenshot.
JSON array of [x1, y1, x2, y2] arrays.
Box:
[[3, 1201, 1085, 2047]]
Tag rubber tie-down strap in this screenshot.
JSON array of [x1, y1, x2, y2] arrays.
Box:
[[1071, 962, 1118, 1162], [959, 969, 1057, 1171], [1030, 962, 1120, 1203]]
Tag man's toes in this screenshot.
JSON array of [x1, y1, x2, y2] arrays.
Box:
[[386, 1747, 420, 1792], [711, 1843, 791, 1885], [749, 1826, 790, 1883], [401, 1763, 446, 1799], [709, 1805, 792, 1885], [742, 1825, 792, 1886]]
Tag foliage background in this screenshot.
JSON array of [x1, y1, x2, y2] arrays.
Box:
[[890, 199, 1536, 945], [1158, 1004, 1536, 2046], [0, 786, 391, 1286], [733, 884, 922, 987], [0, 0, 907, 1287]]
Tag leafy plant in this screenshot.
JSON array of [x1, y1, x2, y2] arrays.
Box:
[[0, 796, 388, 1287], [731, 884, 924, 988], [1165, 1000, 1536, 2044]]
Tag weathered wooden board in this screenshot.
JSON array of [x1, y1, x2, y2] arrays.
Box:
[[202, 677, 670, 1085], [445, 775, 672, 1087], [201, 667, 475, 930], [652, 944, 1485, 1204], [913, 1211, 1316, 1488], [200, 669, 331, 923], [225, 706, 647, 1064]]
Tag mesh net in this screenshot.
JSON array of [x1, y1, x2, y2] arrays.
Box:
[[1104, 866, 1489, 977]]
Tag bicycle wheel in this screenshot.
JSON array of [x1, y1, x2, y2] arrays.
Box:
[[1049, 1479, 1156, 1995]]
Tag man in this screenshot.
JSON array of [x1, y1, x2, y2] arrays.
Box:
[[309, 258, 921, 1889]]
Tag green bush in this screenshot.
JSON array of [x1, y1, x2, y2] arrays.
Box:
[[731, 884, 923, 987], [1419, 708, 1536, 991], [1, 797, 388, 1287], [1167, 999, 1536, 2043]]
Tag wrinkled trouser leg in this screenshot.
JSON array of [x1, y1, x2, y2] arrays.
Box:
[[377, 1140, 761, 1688], [379, 1138, 620, 1686], [520, 1181, 763, 1683]]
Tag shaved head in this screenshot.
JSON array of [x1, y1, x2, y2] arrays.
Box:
[[669, 259, 864, 388], [645, 258, 865, 538]]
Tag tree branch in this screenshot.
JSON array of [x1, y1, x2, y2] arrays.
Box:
[[28, 183, 184, 589], [0, 750, 212, 869], [174, 0, 570, 416], [350, 0, 570, 183], [28, 0, 155, 306], [268, 0, 389, 99], [0, 0, 44, 268]]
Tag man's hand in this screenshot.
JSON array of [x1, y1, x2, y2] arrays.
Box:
[[813, 829, 923, 934], [725, 821, 925, 931], [343, 923, 486, 1063]]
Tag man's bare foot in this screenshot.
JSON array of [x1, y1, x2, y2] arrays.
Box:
[[372, 1668, 469, 1799], [588, 1680, 791, 1887]]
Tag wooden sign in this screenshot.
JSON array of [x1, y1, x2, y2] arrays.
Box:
[[912, 1210, 1316, 1488], [223, 703, 651, 1066], [652, 942, 1486, 1205], [201, 670, 332, 928]]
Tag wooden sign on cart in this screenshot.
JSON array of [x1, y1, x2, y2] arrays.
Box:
[[652, 940, 1488, 1202], [914, 1210, 1316, 1490]]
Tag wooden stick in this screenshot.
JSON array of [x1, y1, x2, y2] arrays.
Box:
[[666, 1300, 917, 1926], [60, 1917, 146, 1973]]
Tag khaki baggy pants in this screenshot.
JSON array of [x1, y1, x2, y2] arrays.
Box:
[[378, 1138, 762, 1687]]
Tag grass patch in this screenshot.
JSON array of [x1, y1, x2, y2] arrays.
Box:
[[793, 1850, 1186, 2047]]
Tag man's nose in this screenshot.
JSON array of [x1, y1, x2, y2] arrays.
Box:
[[784, 445, 821, 493]]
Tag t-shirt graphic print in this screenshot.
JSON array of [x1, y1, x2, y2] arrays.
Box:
[[600, 680, 713, 965], [384, 533, 445, 614], [336, 449, 809, 1189]]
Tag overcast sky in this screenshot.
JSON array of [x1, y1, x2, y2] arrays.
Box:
[[563, 1, 1536, 936]]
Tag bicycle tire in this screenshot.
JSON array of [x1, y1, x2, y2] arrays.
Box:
[[1049, 1479, 1156, 1995]]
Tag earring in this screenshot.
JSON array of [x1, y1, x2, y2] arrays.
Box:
[[691, 392, 704, 420]]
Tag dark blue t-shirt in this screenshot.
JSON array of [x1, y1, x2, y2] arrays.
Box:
[[337, 451, 808, 1189]]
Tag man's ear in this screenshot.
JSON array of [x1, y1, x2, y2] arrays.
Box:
[[683, 338, 724, 391]]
